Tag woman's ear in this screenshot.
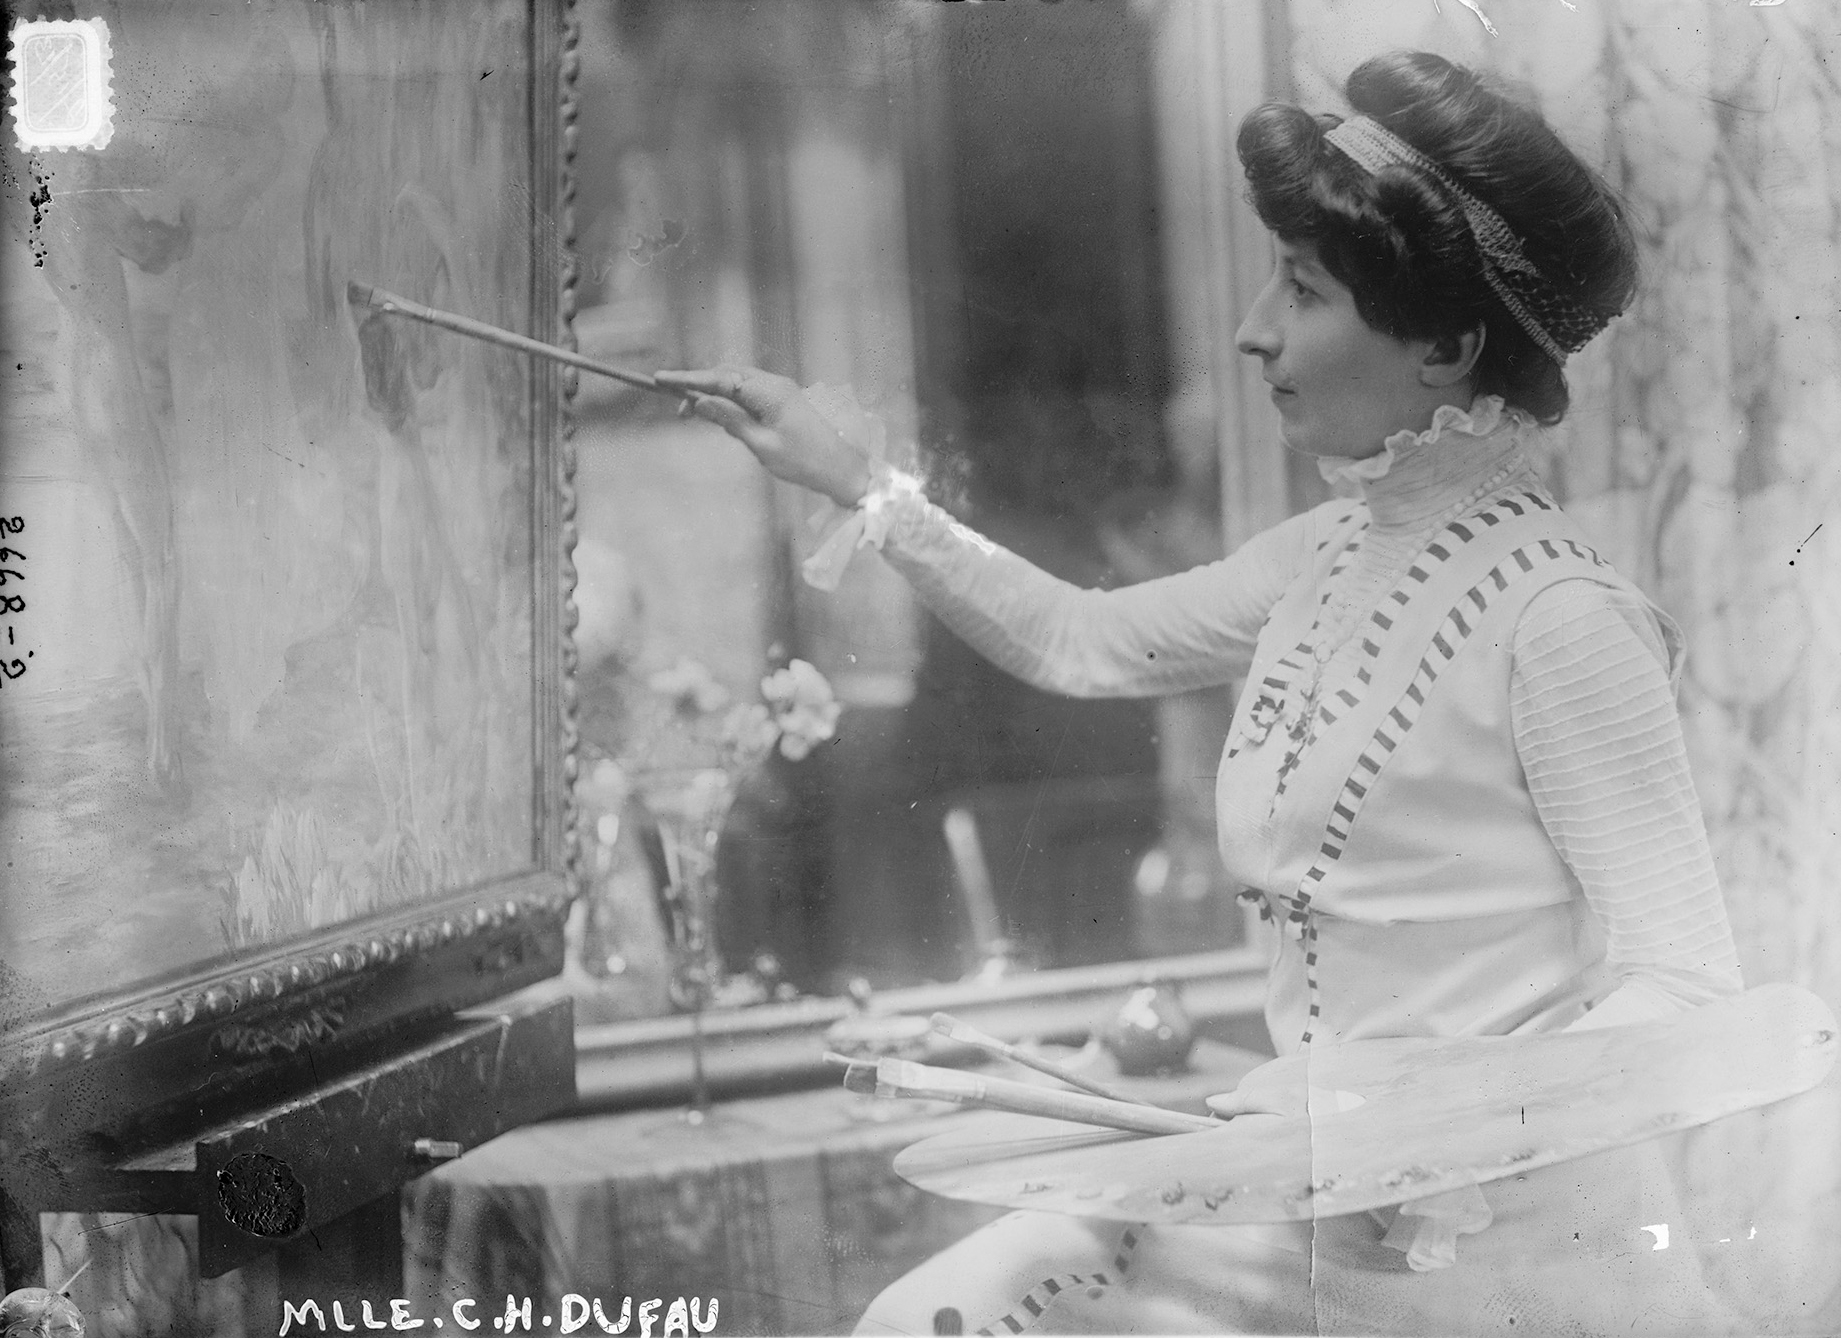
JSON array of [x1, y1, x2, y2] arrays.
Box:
[[1420, 324, 1486, 388]]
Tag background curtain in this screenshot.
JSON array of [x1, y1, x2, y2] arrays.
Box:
[[1281, 0, 1841, 1009]]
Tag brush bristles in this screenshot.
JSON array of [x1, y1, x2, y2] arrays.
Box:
[[346, 280, 379, 309]]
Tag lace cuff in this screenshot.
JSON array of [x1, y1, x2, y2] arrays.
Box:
[[801, 468, 925, 591]]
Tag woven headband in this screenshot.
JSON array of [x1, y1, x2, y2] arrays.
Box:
[[1324, 116, 1612, 365]]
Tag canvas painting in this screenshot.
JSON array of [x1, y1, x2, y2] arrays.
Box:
[[0, 0, 545, 1020]]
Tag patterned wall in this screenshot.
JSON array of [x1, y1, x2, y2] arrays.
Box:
[[1283, 0, 1841, 1006]]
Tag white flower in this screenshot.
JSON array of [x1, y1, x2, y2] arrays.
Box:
[[648, 657, 731, 715], [762, 658, 833, 712], [763, 659, 840, 760], [720, 702, 779, 758]]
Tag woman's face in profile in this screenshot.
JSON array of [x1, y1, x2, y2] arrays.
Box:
[[1235, 238, 1444, 460]]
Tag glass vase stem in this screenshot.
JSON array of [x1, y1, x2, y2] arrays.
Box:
[[688, 994, 710, 1118]]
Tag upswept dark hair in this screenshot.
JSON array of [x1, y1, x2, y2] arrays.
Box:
[[1236, 52, 1637, 424]]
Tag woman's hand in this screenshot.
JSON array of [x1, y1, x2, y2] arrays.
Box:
[[653, 366, 874, 507], [1204, 1088, 1299, 1120], [1204, 1057, 1308, 1120]]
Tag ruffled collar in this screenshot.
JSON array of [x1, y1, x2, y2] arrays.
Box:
[[1317, 395, 1535, 532]]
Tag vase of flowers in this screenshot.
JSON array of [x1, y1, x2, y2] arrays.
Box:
[[592, 655, 839, 1115]]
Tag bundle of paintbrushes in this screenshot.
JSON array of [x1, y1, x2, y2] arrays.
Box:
[[822, 1013, 1219, 1137]]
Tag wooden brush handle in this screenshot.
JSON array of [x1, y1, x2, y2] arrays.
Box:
[[348, 283, 689, 399], [930, 1012, 1150, 1107], [877, 1058, 1217, 1136]]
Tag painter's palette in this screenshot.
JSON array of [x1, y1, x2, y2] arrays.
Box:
[[894, 984, 1837, 1224]]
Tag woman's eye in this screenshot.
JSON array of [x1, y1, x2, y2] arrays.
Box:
[[1289, 279, 1314, 301]]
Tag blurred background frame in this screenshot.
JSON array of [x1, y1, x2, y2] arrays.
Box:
[[560, 1, 1281, 1088]]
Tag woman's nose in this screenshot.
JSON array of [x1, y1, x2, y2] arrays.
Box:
[[1236, 282, 1281, 360]]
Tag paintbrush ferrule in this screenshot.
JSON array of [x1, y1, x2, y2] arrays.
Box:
[[839, 1063, 879, 1096], [877, 1056, 978, 1102]]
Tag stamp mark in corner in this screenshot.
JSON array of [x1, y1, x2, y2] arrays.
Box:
[[7, 17, 115, 152]]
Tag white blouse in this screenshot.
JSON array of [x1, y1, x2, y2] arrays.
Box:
[[852, 397, 1741, 1034]]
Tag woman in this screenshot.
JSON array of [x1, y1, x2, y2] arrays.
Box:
[[659, 51, 1749, 1337]]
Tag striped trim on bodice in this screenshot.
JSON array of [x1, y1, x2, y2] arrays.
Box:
[[1236, 491, 1613, 1045]]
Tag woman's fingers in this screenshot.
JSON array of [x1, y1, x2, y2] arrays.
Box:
[[1205, 1091, 1252, 1118], [658, 366, 872, 506], [655, 368, 739, 398], [1204, 1089, 1292, 1119], [654, 366, 798, 422], [684, 393, 775, 450]]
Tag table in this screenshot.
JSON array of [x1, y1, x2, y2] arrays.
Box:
[[401, 1040, 1267, 1336]]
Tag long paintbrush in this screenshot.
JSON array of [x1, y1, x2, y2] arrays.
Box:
[[346, 282, 691, 400], [823, 1052, 1217, 1136], [928, 1011, 1153, 1107]]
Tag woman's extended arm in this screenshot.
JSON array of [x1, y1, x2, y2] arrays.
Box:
[[1509, 580, 1744, 1030], [869, 484, 1306, 697], [653, 365, 1310, 697]]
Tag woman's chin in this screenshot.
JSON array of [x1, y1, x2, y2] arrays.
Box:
[[1272, 416, 1342, 459], [1277, 430, 1333, 458]]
